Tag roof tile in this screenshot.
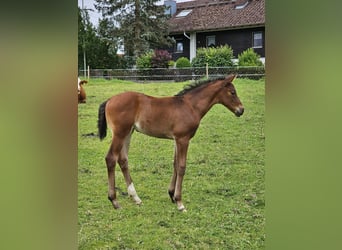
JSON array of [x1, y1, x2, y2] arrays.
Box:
[[168, 0, 265, 33]]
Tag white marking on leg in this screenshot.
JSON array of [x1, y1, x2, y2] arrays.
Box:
[[128, 183, 142, 205], [177, 202, 186, 212]]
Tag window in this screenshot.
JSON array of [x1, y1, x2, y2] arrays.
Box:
[[235, 1, 249, 10], [253, 32, 263, 48], [176, 9, 192, 17], [176, 41, 183, 53], [206, 36, 216, 47]]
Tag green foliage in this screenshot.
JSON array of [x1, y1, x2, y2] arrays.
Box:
[[238, 48, 263, 66], [151, 49, 172, 68], [78, 7, 124, 69], [78, 78, 265, 249], [176, 57, 191, 68], [191, 45, 234, 67], [136, 51, 153, 69], [95, 0, 173, 57], [137, 50, 172, 69], [168, 60, 175, 68]]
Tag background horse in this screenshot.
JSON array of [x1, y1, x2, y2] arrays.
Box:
[[78, 77, 88, 103], [97, 74, 244, 211]]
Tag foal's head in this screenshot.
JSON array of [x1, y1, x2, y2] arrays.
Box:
[[217, 74, 244, 117], [78, 80, 87, 103]]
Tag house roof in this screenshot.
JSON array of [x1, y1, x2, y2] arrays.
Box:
[[168, 0, 265, 34]]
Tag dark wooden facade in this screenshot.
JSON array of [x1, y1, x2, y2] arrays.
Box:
[[166, 0, 265, 63], [169, 27, 265, 62], [169, 35, 190, 61]]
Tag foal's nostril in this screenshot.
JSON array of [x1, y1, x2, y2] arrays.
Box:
[[235, 107, 244, 116]]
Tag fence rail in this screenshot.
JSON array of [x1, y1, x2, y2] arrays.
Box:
[[78, 66, 265, 82]]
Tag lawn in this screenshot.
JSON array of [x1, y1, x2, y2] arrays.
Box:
[[78, 77, 265, 249]]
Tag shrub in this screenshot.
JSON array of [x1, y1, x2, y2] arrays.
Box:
[[176, 57, 191, 68], [136, 51, 153, 69], [238, 48, 263, 66], [151, 49, 172, 68], [191, 45, 234, 67], [168, 60, 175, 68]]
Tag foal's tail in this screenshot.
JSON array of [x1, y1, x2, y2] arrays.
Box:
[[98, 100, 108, 140]]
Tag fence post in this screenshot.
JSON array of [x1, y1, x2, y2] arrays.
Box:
[[206, 63, 209, 79], [87, 65, 90, 80]]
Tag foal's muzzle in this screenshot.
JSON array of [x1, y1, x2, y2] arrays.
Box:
[[235, 106, 244, 117]]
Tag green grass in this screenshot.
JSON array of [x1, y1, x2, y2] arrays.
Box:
[[78, 78, 265, 249]]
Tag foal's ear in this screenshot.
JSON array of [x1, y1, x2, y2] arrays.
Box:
[[225, 74, 236, 82]]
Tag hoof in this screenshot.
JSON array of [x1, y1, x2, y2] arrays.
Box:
[[135, 198, 142, 205], [112, 200, 121, 209], [108, 196, 121, 209], [177, 203, 186, 212], [130, 194, 142, 205], [178, 207, 187, 212]]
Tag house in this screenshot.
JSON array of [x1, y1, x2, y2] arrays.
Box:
[[165, 0, 265, 63]]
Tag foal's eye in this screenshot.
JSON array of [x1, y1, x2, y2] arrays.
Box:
[[231, 90, 236, 95]]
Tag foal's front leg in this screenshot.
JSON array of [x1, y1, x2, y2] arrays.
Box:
[[173, 138, 189, 212]]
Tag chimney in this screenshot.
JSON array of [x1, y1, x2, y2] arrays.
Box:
[[164, 0, 177, 16]]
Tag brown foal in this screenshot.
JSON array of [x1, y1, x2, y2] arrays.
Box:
[[98, 74, 244, 211], [78, 78, 88, 103]]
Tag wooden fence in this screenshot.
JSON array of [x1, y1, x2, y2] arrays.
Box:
[[78, 65, 265, 82]]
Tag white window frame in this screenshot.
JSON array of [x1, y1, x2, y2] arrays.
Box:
[[253, 32, 263, 48], [175, 41, 183, 53], [176, 9, 192, 18], [206, 35, 216, 47]]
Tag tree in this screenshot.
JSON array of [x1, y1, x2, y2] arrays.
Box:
[[78, 7, 94, 71], [78, 7, 126, 69], [95, 0, 174, 58]]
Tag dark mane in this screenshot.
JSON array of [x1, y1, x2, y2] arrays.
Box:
[[175, 77, 226, 96]]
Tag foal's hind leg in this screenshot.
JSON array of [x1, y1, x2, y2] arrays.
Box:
[[168, 146, 177, 203], [105, 136, 124, 209], [118, 131, 142, 205]]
